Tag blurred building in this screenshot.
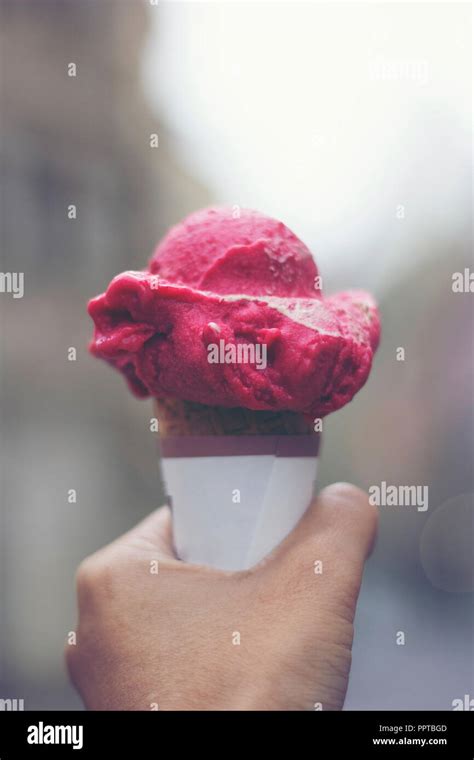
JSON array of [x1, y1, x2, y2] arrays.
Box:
[[1, 0, 208, 286], [0, 0, 210, 709]]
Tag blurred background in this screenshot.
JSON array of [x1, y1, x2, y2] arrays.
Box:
[[0, 0, 472, 710]]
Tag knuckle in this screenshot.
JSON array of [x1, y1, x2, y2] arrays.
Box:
[[75, 550, 118, 604], [75, 557, 95, 589], [76, 556, 100, 596]]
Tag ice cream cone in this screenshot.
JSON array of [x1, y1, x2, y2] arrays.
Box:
[[88, 207, 379, 570], [154, 398, 320, 570], [154, 397, 314, 436]]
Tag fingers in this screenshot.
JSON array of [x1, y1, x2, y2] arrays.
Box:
[[86, 504, 177, 564], [118, 505, 177, 560], [261, 483, 378, 612], [73, 506, 177, 626], [286, 482, 377, 562]]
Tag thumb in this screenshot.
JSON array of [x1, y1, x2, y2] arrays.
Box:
[[118, 505, 177, 560], [260, 483, 378, 613]]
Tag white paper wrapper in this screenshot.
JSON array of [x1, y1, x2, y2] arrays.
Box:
[[159, 436, 320, 571]]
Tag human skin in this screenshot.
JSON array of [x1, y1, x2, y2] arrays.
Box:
[[66, 483, 377, 711]]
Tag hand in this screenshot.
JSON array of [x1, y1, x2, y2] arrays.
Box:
[[66, 483, 377, 711]]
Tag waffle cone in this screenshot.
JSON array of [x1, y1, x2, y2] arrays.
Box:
[[154, 398, 312, 436]]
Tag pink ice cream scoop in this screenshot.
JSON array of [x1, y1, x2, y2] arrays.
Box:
[[88, 207, 380, 417]]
